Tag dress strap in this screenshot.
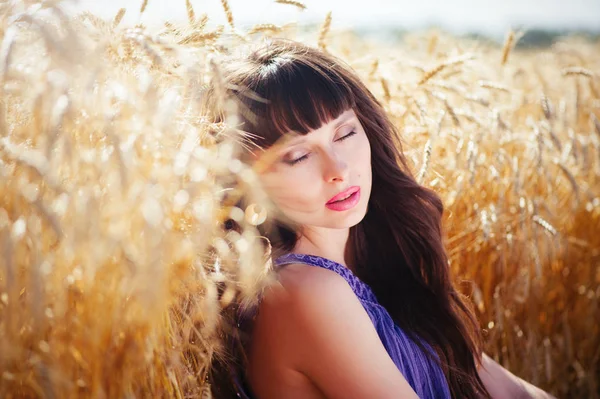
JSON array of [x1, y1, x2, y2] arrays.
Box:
[[274, 253, 378, 303]]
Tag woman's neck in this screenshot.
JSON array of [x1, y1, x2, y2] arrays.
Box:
[[292, 226, 354, 271]]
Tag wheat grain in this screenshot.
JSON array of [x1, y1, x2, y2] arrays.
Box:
[[419, 54, 473, 85], [532, 215, 557, 236], [501, 29, 522, 65], [562, 67, 595, 78], [368, 58, 379, 79], [248, 24, 283, 35], [185, 0, 196, 25], [220, 0, 235, 29], [0, 6, 598, 398], [275, 0, 307, 10], [196, 13, 209, 30], [417, 139, 432, 184], [177, 28, 224, 45], [140, 0, 149, 15], [540, 93, 554, 120], [318, 11, 332, 50], [380, 77, 391, 103], [113, 8, 126, 27], [478, 80, 512, 93], [419, 64, 446, 85], [480, 209, 490, 241], [534, 123, 544, 168]]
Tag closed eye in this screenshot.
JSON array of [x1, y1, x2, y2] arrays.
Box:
[[284, 131, 357, 166], [336, 130, 357, 142], [286, 153, 309, 165]]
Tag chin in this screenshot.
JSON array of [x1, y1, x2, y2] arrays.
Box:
[[326, 203, 369, 229]]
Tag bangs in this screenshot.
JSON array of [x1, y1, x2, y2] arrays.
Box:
[[229, 56, 356, 150]]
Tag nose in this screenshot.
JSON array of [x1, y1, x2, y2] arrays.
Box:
[[322, 148, 349, 183]]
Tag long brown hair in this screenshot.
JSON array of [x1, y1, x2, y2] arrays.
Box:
[[203, 37, 490, 398]]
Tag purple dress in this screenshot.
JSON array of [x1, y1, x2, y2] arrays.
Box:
[[232, 253, 451, 399]]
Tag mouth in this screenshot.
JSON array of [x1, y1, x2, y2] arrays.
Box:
[[327, 186, 360, 204], [325, 186, 361, 211]]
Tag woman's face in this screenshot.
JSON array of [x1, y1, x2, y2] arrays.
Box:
[[255, 108, 372, 231]]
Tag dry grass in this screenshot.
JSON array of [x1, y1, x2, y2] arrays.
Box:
[[0, 1, 598, 398]]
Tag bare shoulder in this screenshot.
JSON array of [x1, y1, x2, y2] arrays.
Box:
[[254, 262, 355, 327], [246, 263, 355, 397], [247, 263, 418, 399], [275, 262, 351, 301], [249, 262, 357, 364]]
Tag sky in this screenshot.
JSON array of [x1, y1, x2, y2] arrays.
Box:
[[65, 0, 600, 37]]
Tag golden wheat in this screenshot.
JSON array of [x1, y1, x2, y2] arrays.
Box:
[[140, 0, 149, 15], [185, 0, 196, 25], [220, 0, 234, 30], [113, 8, 126, 27], [0, 2, 598, 398], [275, 0, 307, 10], [318, 11, 332, 50]]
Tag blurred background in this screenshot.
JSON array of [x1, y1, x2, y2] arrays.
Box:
[[1, 0, 598, 398], [68, 0, 600, 44]]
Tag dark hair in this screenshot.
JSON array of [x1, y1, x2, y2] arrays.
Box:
[[203, 37, 490, 399]]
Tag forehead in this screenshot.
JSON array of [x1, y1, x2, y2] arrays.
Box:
[[324, 108, 356, 128], [285, 108, 356, 143]]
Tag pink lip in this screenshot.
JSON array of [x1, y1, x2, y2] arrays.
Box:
[[327, 186, 360, 204], [325, 187, 361, 211]]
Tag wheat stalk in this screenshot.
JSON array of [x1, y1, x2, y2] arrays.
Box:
[[0, 6, 598, 397], [248, 24, 283, 35], [562, 67, 595, 78], [140, 0, 149, 15], [221, 0, 234, 29], [478, 80, 512, 93], [532, 215, 558, 236], [112, 8, 126, 27], [368, 58, 379, 79], [185, 0, 196, 25], [419, 54, 473, 85], [416, 139, 432, 184], [318, 11, 332, 50], [501, 29, 523, 65], [275, 0, 307, 10], [177, 27, 224, 45], [380, 77, 391, 103], [540, 93, 554, 120]]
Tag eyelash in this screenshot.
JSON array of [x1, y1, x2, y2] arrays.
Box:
[[286, 131, 357, 166]]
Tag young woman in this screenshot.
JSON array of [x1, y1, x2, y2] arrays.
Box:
[[203, 38, 555, 399]]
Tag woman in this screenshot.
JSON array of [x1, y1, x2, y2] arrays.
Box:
[[203, 38, 555, 398]]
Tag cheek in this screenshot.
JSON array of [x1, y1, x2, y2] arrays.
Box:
[[352, 134, 372, 173], [258, 169, 323, 213]]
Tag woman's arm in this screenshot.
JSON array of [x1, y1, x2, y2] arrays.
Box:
[[249, 263, 419, 399], [477, 352, 557, 399]]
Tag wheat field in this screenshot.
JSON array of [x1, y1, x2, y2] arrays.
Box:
[[0, 1, 598, 398]]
